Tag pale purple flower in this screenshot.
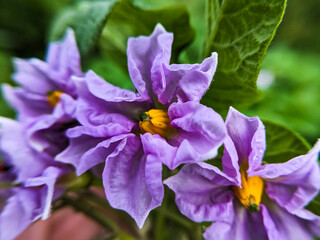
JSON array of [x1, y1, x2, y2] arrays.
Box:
[[3, 29, 82, 155], [56, 24, 226, 228], [0, 117, 67, 240], [165, 107, 320, 240]]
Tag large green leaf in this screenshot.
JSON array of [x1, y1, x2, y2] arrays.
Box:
[[99, 0, 195, 72], [49, 0, 119, 56], [202, 0, 287, 116], [263, 120, 310, 164]]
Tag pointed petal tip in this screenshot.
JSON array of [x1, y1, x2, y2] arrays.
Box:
[[154, 23, 166, 33]]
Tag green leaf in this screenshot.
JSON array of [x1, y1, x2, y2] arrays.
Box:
[[99, 0, 195, 72], [263, 120, 310, 164], [306, 194, 320, 217], [49, 0, 119, 56], [85, 56, 134, 90], [202, 0, 287, 116], [0, 51, 15, 118]]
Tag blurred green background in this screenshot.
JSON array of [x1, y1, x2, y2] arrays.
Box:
[[0, 0, 319, 144]]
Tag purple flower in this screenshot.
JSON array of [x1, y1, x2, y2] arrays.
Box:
[[56, 24, 226, 228], [0, 117, 67, 240], [3, 29, 82, 155], [165, 107, 320, 240]]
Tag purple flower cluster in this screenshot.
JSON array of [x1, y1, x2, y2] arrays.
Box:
[[165, 108, 320, 239], [0, 29, 81, 239], [0, 24, 319, 240]]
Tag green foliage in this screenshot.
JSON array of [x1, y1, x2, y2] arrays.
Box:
[[90, 0, 195, 88], [99, 0, 195, 71], [263, 120, 310, 164], [49, 0, 194, 89], [246, 46, 320, 144], [0, 51, 15, 118], [202, 0, 287, 116], [85, 56, 134, 90], [306, 194, 320, 217], [49, 0, 120, 56]]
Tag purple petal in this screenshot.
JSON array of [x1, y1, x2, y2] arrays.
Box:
[[55, 135, 104, 174], [0, 191, 34, 240], [165, 101, 226, 169], [103, 134, 163, 228], [0, 117, 49, 181], [203, 222, 232, 240], [164, 162, 236, 223], [24, 166, 64, 219], [56, 133, 129, 175], [25, 94, 76, 155], [204, 202, 268, 240], [2, 84, 51, 120], [253, 141, 320, 211], [127, 24, 172, 101], [11, 58, 57, 95], [74, 73, 150, 126], [225, 107, 266, 171], [253, 142, 320, 212], [156, 52, 218, 105], [221, 136, 241, 185], [0, 166, 65, 240], [46, 28, 82, 85], [260, 205, 279, 240], [85, 70, 143, 102], [140, 133, 176, 169], [262, 202, 320, 240], [291, 208, 320, 237]]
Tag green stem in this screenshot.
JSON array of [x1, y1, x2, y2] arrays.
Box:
[[155, 208, 193, 230], [0, 182, 20, 189], [191, 223, 203, 240], [154, 205, 165, 240]]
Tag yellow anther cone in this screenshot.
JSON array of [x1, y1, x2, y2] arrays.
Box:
[[47, 91, 63, 107], [139, 109, 171, 138], [234, 170, 264, 212]]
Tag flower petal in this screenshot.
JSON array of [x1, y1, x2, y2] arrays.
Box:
[[55, 135, 103, 174], [222, 135, 241, 186], [0, 117, 49, 182], [204, 201, 268, 240], [225, 107, 266, 171], [164, 162, 236, 223], [166, 101, 226, 169], [74, 73, 150, 125], [85, 70, 143, 103], [46, 28, 82, 86], [127, 24, 172, 101], [2, 84, 51, 120], [11, 58, 57, 95], [24, 166, 65, 220], [262, 202, 320, 240], [103, 134, 163, 228], [155, 52, 218, 105], [0, 191, 34, 240], [56, 133, 128, 175], [25, 94, 76, 155], [253, 140, 320, 211]]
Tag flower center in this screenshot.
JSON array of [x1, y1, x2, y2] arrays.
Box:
[[139, 109, 171, 138], [234, 170, 264, 212], [47, 90, 63, 107], [0, 162, 10, 172]]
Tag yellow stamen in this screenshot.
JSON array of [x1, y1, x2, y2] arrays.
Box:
[[234, 170, 264, 212], [47, 90, 63, 107], [139, 109, 171, 138]]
